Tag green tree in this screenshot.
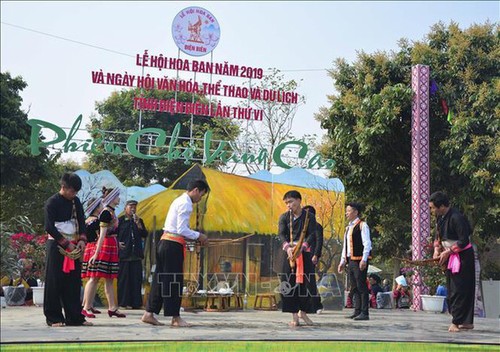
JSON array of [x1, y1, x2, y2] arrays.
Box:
[[236, 68, 306, 173], [317, 22, 499, 278], [0, 72, 60, 224], [0, 72, 51, 188], [87, 89, 239, 186]]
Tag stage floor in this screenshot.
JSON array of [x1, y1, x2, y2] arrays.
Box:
[[1, 306, 498, 350]]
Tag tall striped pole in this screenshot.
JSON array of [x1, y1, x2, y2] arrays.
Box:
[[411, 65, 431, 310]]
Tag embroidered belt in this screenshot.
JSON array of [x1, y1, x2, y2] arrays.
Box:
[[48, 233, 78, 241]]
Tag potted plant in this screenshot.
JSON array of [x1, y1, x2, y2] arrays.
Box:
[[11, 232, 47, 306], [419, 241, 446, 312], [399, 241, 447, 312], [1, 216, 46, 306], [1, 225, 21, 305]]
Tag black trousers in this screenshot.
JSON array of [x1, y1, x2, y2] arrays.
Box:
[[447, 247, 475, 326], [279, 252, 316, 314], [43, 240, 85, 326], [307, 260, 323, 311], [118, 259, 143, 308], [146, 240, 184, 317], [347, 258, 369, 316]]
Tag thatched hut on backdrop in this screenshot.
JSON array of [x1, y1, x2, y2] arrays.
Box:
[[136, 164, 345, 294]]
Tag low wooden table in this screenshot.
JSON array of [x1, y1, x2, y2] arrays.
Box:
[[181, 294, 203, 311], [204, 293, 231, 312], [228, 293, 243, 310], [254, 293, 278, 311]]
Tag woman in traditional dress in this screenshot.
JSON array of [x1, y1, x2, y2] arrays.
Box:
[[81, 187, 125, 318], [81, 197, 103, 317]]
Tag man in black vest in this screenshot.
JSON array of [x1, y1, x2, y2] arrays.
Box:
[[338, 202, 372, 320]]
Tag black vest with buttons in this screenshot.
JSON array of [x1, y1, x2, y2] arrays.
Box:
[[349, 222, 372, 260]]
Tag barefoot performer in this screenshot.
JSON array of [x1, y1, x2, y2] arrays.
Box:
[[278, 190, 317, 327], [429, 191, 475, 333], [142, 179, 209, 327], [43, 172, 92, 327]]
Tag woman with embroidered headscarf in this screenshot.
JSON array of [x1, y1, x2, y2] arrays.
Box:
[[81, 187, 126, 318], [81, 197, 103, 316]]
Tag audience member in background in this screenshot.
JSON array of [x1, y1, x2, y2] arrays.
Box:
[[117, 200, 149, 309], [436, 284, 448, 313], [382, 279, 391, 292], [368, 274, 383, 308], [393, 275, 411, 309]]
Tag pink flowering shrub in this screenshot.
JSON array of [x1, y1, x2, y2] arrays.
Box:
[[10, 232, 47, 281]]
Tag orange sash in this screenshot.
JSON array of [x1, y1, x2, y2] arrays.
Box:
[[161, 232, 187, 257], [296, 253, 304, 284]]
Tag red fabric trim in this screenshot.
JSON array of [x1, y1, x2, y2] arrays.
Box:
[[451, 242, 471, 253], [296, 253, 304, 284], [79, 233, 88, 243], [58, 238, 70, 249], [62, 240, 78, 273], [62, 256, 75, 273]]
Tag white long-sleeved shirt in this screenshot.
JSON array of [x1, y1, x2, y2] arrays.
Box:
[[340, 217, 371, 265], [163, 193, 200, 240]]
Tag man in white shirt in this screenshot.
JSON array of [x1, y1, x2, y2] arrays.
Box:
[[338, 202, 372, 321], [142, 179, 209, 327]]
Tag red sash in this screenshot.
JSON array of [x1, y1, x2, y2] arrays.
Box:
[[296, 253, 304, 284], [62, 241, 77, 274]]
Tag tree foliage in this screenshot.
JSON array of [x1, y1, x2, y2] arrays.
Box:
[[317, 22, 499, 278], [0, 72, 62, 224], [0, 72, 51, 188], [236, 68, 306, 173], [86, 89, 239, 186]]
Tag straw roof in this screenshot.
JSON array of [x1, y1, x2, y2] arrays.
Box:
[[136, 165, 345, 238]]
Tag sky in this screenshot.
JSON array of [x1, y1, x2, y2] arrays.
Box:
[[1, 1, 498, 167]]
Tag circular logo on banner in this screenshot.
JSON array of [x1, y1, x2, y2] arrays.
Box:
[[172, 7, 221, 57]]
